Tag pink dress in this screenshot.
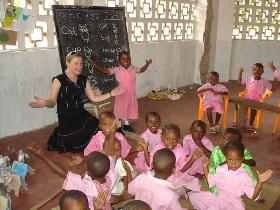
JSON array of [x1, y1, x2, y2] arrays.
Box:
[[128, 172, 185, 210], [134, 129, 162, 172], [241, 76, 272, 101], [274, 69, 280, 80], [109, 65, 140, 120], [182, 134, 214, 175], [150, 142, 201, 191], [62, 158, 118, 210], [84, 131, 131, 158], [189, 164, 257, 210], [197, 83, 228, 114]]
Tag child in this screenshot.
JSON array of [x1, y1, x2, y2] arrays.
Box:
[[128, 148, 185, 210], [84, 111, 131, 158], [91, 51, 152, 132], [189, 140, 273, 210], [237, 63, 277, 131], [197, 71, 228, 134], [209, 128, 257, 194], [28, 146, 129, 210], [59, 190, 106, 210], [134, 112, 162, 172], [123, 200, 152, 210], [181, 120, 213, 177], [59, 190, 90, 210], [141, 124, 201, 192]]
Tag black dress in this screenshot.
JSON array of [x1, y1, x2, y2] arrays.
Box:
[[47, 73, 99, 153]]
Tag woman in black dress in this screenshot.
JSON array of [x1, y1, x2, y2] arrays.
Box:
[[29, 52, 124, 153]]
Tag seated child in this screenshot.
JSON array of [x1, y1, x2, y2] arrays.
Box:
[[59, 190, 89, 210], [128, 148, 185, 210], [189, 140, 273, 210], [238, 63, 277, 131], [197, 71, 228, 134], [181, 120, 213, 177], [28, 145, 129, 210], [134, 112, 162, 173], [141, 124, 200, 192], [84, 111, 131, 158], [123, 200, 152, 210], [209, 128, 257, 194]]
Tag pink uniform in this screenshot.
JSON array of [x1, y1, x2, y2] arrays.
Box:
[[62, 158, 118, 210], [274, 69, 280, 80], [150, 142, 201, 191], [182, 134, 214, 175], [197, 83, 228, 114], [241, 76, 272, 101], [134, 129, 162, 172], [84, 131, 131, 158], [128, 172, 185, 210], [189, 164, 257, 210], [109, 65, 140, 120]]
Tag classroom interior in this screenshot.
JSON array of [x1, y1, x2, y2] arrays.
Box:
[[1, 0, 280, 209]]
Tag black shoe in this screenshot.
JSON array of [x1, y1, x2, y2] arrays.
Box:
[[123, 125, 135, 132]]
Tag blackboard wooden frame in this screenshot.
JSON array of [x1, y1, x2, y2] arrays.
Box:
[[52, 5, 130, 93]]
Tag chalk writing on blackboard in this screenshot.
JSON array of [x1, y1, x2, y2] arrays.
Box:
[[52, 5, 129, 93]]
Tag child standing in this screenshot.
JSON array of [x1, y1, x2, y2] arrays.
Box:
[[181, 120, 213, 177], [197, 71, 228, 134], [238, 63, 277, 131], [84, 112, 131, 158], [91, 51, 152, 132], [209, 128, 257, 194], [134, 112, 162, 172], [128, 148, 185, 210], [189, 140, 272, 210]]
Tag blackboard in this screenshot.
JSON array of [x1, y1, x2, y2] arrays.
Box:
[[52, 5, 129, 93]]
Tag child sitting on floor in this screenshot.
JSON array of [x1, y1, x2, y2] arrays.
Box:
[[122, 200, 152, 210], [134, 112, 162, 173], [237, 63, 277, 131], [181, 120, 213, 178], [209, 128, 257, 194], [28, 145, 130, 210], [84, 111, 131, 158], [59, 190, 106, 210], [128, 148, 185, 210], [141, 124, 201, 192], [189, 140, 272, 210], [197, 71, 228, 134]]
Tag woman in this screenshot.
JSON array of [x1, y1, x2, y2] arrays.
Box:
[[29, 51, 125, 153]]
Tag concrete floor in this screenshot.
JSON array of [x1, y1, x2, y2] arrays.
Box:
[[1, 81, 280, 209]]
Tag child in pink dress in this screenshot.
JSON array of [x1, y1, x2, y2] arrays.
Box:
[[181, 120, 213, 177], [91, 51, 152, 132], [128, 148, 185, 210], [28, 144, 129, 210], [197, 71, 228, 134], [84, 112, 131, 158], [189, 140, 273, 210], [134, 112, 162, 172], [238, 63, 277, 131], [141, 124, 201, 192]]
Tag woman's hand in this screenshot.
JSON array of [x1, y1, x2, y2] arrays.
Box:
[[111, 87, 125, 97], [29, 96, 48, 108]]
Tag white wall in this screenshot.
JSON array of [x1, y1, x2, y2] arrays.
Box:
[[0, 49, 61, 138], [0, 40, 197, 138], [229, 40, 280, 81]]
